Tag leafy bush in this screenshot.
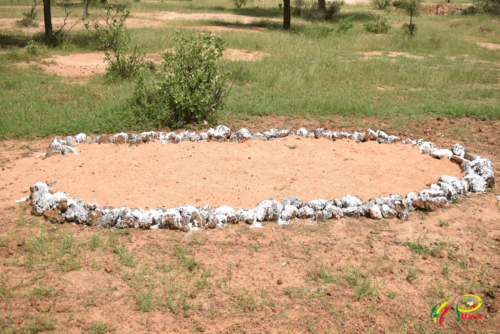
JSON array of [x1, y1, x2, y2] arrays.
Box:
[[131, 32, 231, 128], [302, 0, 345, 21], [338, 16, 354, 32], [16, 17, 39, 28], [230, 0, 247, 8], [364, 15, 391, 33], [16, 0, 39, 27], [325, 1, 345, 20], [85, 2, 145, 78], [475, 0, 500, 15], [25, 40, 41, 55], [461, 5, 479, 15], [372, 0, 392, 9]]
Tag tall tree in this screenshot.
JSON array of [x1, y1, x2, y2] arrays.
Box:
[[84, 0, 90, 16], [318, 0, 326, 11], [283, 0, 291, 30], [42, 0, 55, 44]]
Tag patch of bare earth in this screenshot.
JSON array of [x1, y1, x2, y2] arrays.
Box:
[[192, 25, 265, 33], [133, 11, 280, 24], [19, 48, 267, 78], [0, 116, 499, 333], [0, 17, 167, 33], [422, 3, 465, 15], [359, 51, 425, 60], [2, 137, 462, 209], [477, 42, 500, 50]]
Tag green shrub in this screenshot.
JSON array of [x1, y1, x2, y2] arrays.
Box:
[[230, 0, 247, 8], [303, 1, 345, 21], [25, 40, 40, 55], [16, 1, 39, 28], [85, 2, 145, 78], [475, 0, 500, 15], [325, 1, 345, 20], [131, 32, 231, 128], [338, 16, 354, 32], [461, 5, 479, 15], [372, 0, 392, 9], [16, 17, 39, 28], [364, 15, 391, 33]]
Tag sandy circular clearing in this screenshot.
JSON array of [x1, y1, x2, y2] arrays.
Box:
[[3, 137, 462, 209]]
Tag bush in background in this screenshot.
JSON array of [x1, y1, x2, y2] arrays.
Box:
[[131, 32, 231, 128], [372, 0, 392, 10], [230, 0, 247, 8], [338, 15, 354, 32], [85, 2, 145, 78], [16, 0, 39, 27], [296, 0, 345, 21], [364, 15, 391, 33], [461, 5, 479, 15], [475, 0, 500, 15]]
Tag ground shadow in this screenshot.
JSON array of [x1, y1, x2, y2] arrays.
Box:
[[0, 34, 32, 48], [0, 31, 96, 50]]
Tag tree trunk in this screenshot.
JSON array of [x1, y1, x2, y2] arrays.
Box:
[[409, 13, 413, 38], [283, 0, 290, 30], [84, 0, 90, 16], [43, 0, 55, 44], [318, 0, 326, 11]]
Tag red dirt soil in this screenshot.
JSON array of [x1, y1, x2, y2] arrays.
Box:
[[3, 137, 461, 210]]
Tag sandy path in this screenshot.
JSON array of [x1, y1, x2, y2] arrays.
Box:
[[1, 137, 462, 210], [0, 17, 167, 33], [133, 11, 281, 24], [0, 15, 266, 34], [23, 49, 266, 78]]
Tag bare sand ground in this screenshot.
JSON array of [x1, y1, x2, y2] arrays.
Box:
[[2, 137, 461, 210], [478, 42, 500, 50], [22, 48, 267, 77], [133, 11, 281, 23], [0, 10, 278, 33], [0, 17, 167, 33]]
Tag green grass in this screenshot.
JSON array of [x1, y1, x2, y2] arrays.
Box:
[[0, 1, 499, 138], [403, 241, 436, 254], [438, 219, 450, 227]]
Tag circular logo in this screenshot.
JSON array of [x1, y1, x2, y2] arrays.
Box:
[[457, 294, 482, 313]]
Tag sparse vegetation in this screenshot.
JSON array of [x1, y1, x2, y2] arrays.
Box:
[[230, 0, 247, 8], [439, 219, 449, 227], [85, 2, 146, 78], [372, 0, 392, 9], [403, 240, 436, 254], [364, 15, 391, 34]]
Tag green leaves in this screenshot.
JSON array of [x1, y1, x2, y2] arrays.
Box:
[[131, 32, 231, 128]]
